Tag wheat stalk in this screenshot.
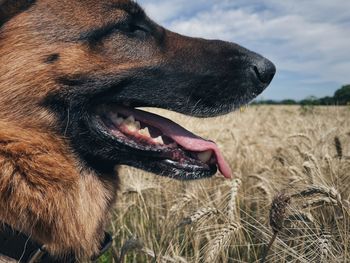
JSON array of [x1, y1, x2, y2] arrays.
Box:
[[302, 197, 337, 208], [205, 222, 241, 263], [305, 153, 321, 177], [319, 226, 332, 263], [295, 185, 339, 199], [117, 237, 144, 263], [288, 133, 313, 146], [334, 136, 343, 159], [255, 183, 273, 202], [141, 248, 188, 263], [292, 185, 342, 210], [227, 179, 242, 220], [324, 154, 334, 176], [261, 192, 291, 263], [169, 194, 193, 214], [117, 237, 188, 263], [293, 185, 342, 208], [269, 192, 291, 234], [303, 161, 315, 184], [287, 212, 315, 224], [288, 165, 303, 178], [248, 174, 271, 184], [179, 207, 218, 226]]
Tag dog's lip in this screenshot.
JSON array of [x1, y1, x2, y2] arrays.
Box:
[[92, 105, 232, 179], [162, 159, 218, 178]]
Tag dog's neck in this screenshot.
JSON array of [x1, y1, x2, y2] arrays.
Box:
[[0, 123, 119, 259]]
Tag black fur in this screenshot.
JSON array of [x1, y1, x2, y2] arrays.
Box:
[[0, 0, 36, 27], [44, 53, 59, 64]]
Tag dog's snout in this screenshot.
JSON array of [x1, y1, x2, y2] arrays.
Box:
[[252, 57, 276, 85]]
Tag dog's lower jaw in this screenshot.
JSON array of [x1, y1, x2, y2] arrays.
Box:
[[0, 123, 118, 260]]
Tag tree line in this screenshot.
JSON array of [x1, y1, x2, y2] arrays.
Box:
[[253, 84, 350, 106]]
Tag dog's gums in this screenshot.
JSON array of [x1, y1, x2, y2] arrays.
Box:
[[93, 105, 232, 179]]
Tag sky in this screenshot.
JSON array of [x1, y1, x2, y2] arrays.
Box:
[[138, 0, 350, 100]]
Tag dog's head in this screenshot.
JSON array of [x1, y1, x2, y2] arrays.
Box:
[[0, 0, 275, 180]]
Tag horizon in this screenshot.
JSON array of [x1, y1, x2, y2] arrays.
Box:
[[138, 0, 350, 100]]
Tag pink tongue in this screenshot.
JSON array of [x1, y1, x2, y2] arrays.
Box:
[[115, 107, 232, 179]]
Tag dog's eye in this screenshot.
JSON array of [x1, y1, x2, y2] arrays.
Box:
[[81, 21, 151, 43], [119, 23, 150, 38], [129, 24, 149, 34]]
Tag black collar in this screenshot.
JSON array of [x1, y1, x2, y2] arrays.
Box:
[[0, 224, 112, 263]]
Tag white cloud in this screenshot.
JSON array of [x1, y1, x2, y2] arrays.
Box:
[[138, 0, 350, 99]]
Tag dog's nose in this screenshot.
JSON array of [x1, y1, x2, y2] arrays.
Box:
[[252, 58, 276, 85]]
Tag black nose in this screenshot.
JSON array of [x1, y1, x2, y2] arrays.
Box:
[[252, 58, 276, 85]]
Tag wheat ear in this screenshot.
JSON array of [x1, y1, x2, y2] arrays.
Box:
[[179, 207, 218, 226], [334, 136, 343, 159], [205, 222, 241, 263], [227, 179, 242, 220], [261, 192, 291, 263]]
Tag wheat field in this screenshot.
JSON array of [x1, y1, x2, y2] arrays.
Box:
[[99, 105, 350, 263]]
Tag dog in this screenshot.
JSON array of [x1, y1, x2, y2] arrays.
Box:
[[0, 0, 275, 261]]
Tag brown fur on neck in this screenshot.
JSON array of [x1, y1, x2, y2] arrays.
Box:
[[0, 121, 118, 258]]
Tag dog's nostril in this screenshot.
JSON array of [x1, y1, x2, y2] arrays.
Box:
[[252, 58, 276, 85], [253, 66, 260, 80]]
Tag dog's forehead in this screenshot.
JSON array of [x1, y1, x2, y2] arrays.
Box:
[[40, 0, 143, 25], [13, 0, 145, 40], [38, 0, 143, 16]]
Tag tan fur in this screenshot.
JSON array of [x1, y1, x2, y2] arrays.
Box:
[[0, 0, 123, 260], [0, 121, 118, 258]]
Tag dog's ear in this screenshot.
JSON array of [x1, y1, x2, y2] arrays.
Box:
[[0, 0, 36, 27]]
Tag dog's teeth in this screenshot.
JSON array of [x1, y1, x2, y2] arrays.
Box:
[[135, 121, 141, 130], [110, 113, 124, 126], [139, 127, 151, 137], [197, 150, 212, 163], [153, 136, 164, 145], [123, 115, 139, 131], [116, 118, 124, 125], [125, 124, 137, 132], [126, 115, 135, 123]]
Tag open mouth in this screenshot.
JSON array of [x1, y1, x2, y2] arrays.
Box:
[[92, 105, 232, 180]]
